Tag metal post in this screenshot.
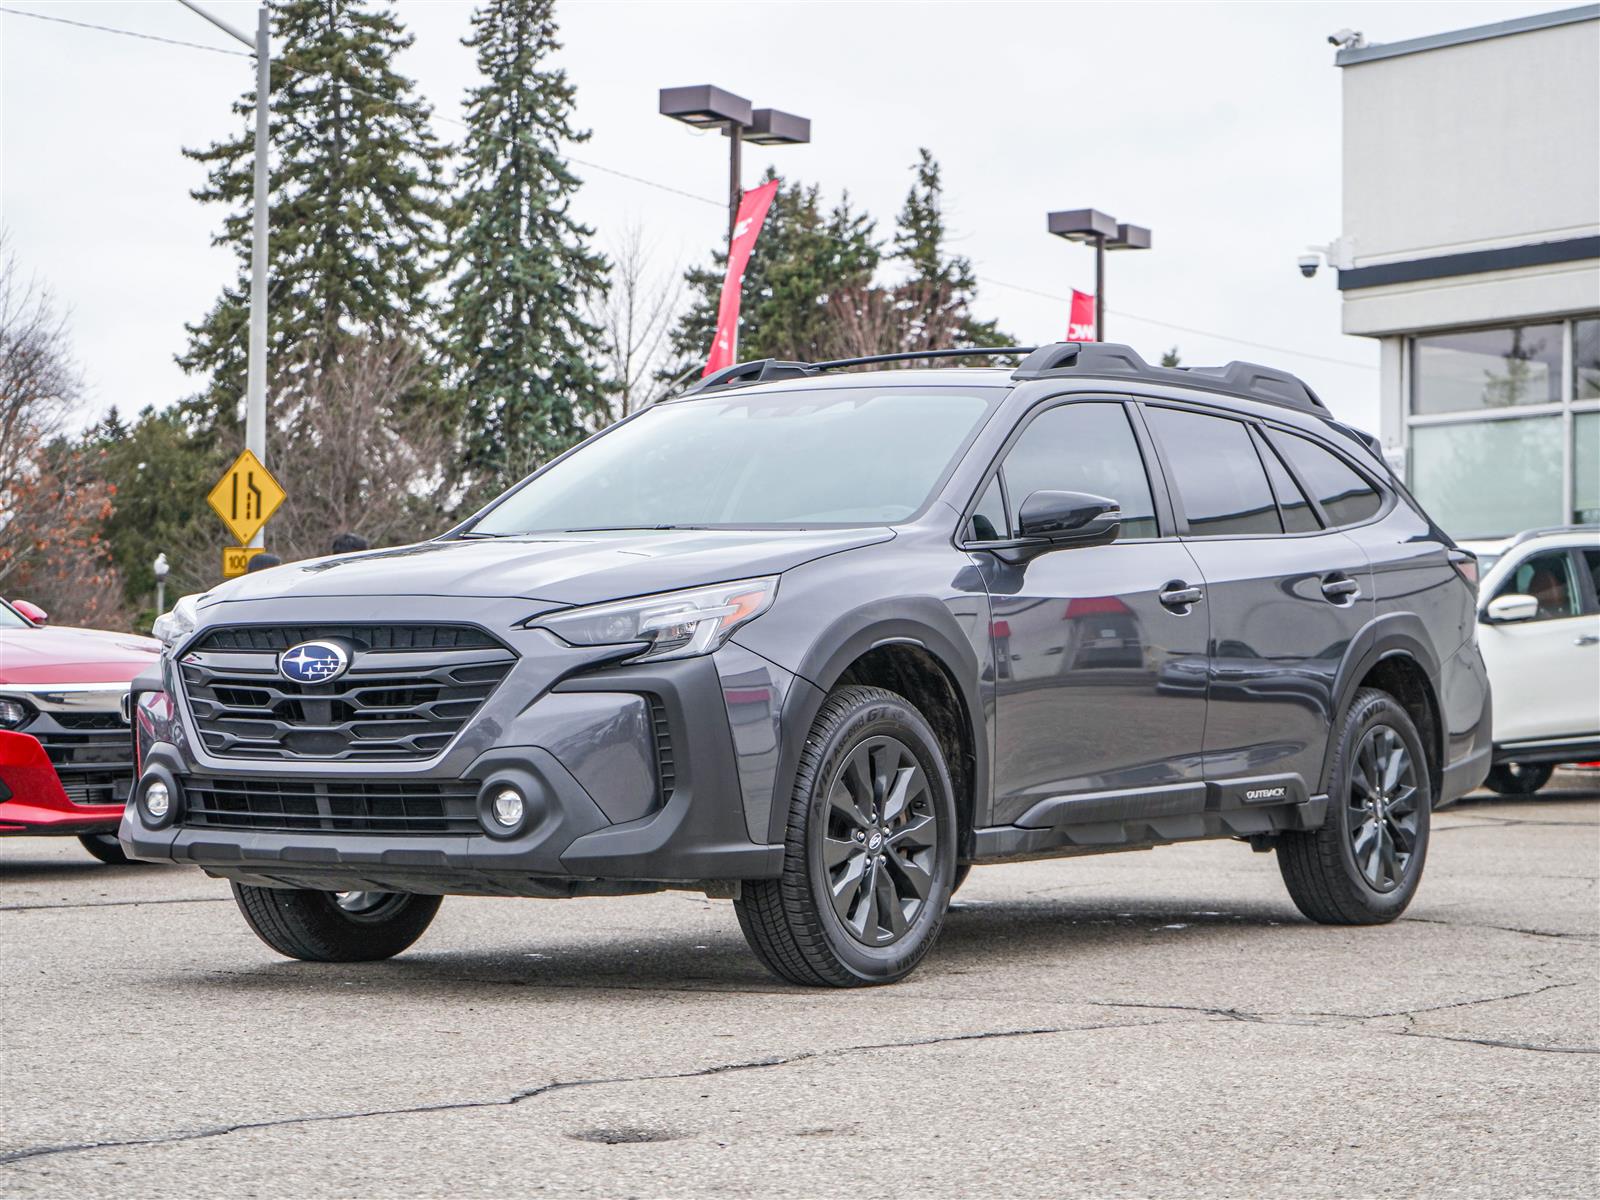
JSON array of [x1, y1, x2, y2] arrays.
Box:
[[727, 120, 743, 242], [1094, 233, 1106, 342], [245, 4, 270, 548]]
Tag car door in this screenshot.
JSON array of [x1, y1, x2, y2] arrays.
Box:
[[966, 397, 1210, 827], [1141, 403, 1374, 796], [1480, 545, 1600, 742]]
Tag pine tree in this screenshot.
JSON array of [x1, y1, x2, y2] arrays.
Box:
[[663, 172, 879, 379], [179, 0, 448, 430], [891, 149, 1011, 351], [443, 0, 610, 493]]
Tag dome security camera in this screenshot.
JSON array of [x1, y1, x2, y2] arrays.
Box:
[[1297, 253, 1321, 279]]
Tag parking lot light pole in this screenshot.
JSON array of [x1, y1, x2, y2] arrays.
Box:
[[1047, 210, 1152, 341], [658, 85, 811, 241], [152, 553, 169, 617], [179, 1, 271, 547]]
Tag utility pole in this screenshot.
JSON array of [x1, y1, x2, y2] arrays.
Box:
[[178, 2, 270, 547]]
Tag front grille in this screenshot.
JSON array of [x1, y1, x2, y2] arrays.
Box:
[[178, 624, 515, 762], [52, 711, 128, 732], [36, 729, 134, 806], [183, 776, 480, 834]]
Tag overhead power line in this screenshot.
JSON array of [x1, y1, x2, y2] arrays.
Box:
[[0, 4, 247, 56], [0, 2, 1378, 375]]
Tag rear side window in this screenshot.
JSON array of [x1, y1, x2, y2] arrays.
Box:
[[1270, 430, 1383, 527], [1256, 434, 1321, 533], [1144, 406, 1279, 536], [1584, 550, 1600, 614], [998, 402, 1159, 539]]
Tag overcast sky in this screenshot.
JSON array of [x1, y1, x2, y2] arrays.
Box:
[[0, 0, 1566, 433]]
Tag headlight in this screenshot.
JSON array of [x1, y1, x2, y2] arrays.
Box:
[[151, 593, 205, 648], [0, 697, 31, 729], [532, 577, 778, 663]]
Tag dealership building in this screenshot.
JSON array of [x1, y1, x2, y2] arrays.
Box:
[[1334, 4, 1599, 540]]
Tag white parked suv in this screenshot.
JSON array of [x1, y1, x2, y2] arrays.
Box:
[[1468, 527, 1600, 794]]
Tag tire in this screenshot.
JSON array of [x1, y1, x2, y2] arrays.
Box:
[[950, 863, 972, 896], [734, 685, 958, 987], [1483, 762, 1553, 796], [231, 884, 442, 962], [77, 833, 133, 865], [1277, 688, 1432, 925]]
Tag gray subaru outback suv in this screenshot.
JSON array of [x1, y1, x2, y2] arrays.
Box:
[[123, 342, 1492, 986]]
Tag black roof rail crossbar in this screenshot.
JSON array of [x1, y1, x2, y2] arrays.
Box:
[[808, 346, 1037, 371], [1013, 341, 1329, 416], [685, 346, 1037, 395]]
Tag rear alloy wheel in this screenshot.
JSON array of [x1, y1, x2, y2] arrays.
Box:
[[734, 686, 956, 986], [232, 884, 442, 962], [77, 833, 133, 866], [1277, 687, 1432, 924], [1483, 762, 1553, 796]]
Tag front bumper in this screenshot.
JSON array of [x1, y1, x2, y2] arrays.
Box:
[[121, 599, 795, 892], [0, 688, 133, 836]]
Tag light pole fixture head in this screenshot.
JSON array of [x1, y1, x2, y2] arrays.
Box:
[[152, 552, 170, 582], [659, 84, 753, 129], [744, 108, 811, 146], [1107, 223, 1152, 251], [1047, 209, 1118, 243]]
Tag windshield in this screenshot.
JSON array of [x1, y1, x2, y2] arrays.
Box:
[[0, 601, 30, 629], [470, 386, 1001, 534]]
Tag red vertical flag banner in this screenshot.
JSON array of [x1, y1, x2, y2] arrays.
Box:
[[1066, 289, 1097, 342], [704, 179, 781, 377]]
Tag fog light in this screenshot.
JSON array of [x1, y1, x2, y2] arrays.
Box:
[[145, 780, 171, 820], [491, 787, 524, 829]]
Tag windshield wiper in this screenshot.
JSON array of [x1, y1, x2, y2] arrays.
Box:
[[556, 525, 709, 533]]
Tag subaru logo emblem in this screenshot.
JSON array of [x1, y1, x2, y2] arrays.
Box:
[[278, 640, 350, 685]]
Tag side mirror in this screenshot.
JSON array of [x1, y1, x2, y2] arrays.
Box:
[[1018, 490, 1120, 543], [11, 600, 48, 626], [1484, 593, 1538, 624], [991, 491, 1120, 564]]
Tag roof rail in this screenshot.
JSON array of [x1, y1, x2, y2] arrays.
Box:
[[1504, 523, 1600, 550], [1013, 341, 1329, 416], [683, 346, 1036, 395], [683, 341, 1330, 419]]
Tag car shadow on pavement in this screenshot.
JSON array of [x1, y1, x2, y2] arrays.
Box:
[[0, 856, 170, 884], [177, 896, 1306, 998]]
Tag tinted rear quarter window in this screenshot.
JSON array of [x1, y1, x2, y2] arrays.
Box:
[[1271, 430, 1383, 528], [1256, 434, 1321, 533], [1144, 406, 1280, 536]]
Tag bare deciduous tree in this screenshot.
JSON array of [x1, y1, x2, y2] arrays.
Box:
[[0, 238, 125, 623], [267, 336, 456, 560], [588, 224, 681, 418]]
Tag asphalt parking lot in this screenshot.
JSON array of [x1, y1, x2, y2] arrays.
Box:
[[2, 778, 1595, 1198]]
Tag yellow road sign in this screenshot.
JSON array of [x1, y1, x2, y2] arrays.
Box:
[[222, 545, 267, 578], [206, 449, 285, 545]]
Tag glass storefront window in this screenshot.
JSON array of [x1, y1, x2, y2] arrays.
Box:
[[1576, 411, 1599, 526], [1409, 416, 1563, 539], [1412, 324, 1563, 414], [1576, 319, 1600, 401]]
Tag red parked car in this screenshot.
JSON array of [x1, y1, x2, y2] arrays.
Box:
[[0, 597, 159, 864]]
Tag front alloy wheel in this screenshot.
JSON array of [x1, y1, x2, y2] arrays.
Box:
[[735, 685, 957, 986], [821, 736, 940, 947]]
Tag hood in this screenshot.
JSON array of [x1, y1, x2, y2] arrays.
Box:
[[0, 625, 161, 686], [203, 528, 895, 609]]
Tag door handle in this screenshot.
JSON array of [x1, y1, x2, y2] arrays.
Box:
[[1159, 583, 1203, 611], [1320, 574, 1361, 602], [1577, 634, 1599, 647]]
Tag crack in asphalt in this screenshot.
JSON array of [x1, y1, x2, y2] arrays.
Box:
[[1403, 915, 1598, 942], [0, 1017, 1176, 1169], [1087, 980, 1598, 1056], [0, 896, 230, 913]]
